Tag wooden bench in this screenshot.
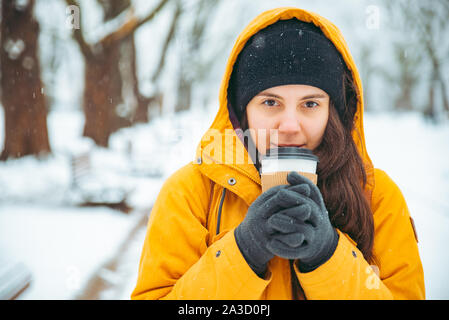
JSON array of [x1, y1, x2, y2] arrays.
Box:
[[71, 152, 91, 190]]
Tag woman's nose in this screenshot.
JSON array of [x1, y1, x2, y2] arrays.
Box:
[[278, 110, 301, 133]]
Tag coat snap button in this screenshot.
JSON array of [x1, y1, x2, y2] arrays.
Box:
[[227, 178, 236, 186], [215, 250, 221, 257], [352, 250, 357, 258], [196, 157, 202, 164]]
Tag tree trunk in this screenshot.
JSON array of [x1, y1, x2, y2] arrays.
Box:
[[0, 0, 51, 160], [425, 40, 446, 121], [121, 33, 150, 124], [81, 0, 129, 147], [174, 0, 220, 113], [98, 0, 149, 124], [83, 42, 131, 147], [424, 72, 437, 120], [440, 77, 449, 114], [175, 71, 192, 113], [72, 0, 169, 146]]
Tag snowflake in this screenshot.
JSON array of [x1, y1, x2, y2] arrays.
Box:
[[15, 0, 29, 11], [4, 38, 25, 60]]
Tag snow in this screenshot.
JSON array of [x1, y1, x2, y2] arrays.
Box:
[[4, 39, 26, 60], [0, 205, 136, 299], [364, 111, 449, 299], [1, 107, 448, 299], [1, 0, 448, 300], [0, 104, 215, 300], [14, 0, 30, 12]]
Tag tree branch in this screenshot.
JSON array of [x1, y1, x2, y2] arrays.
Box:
[[151, 0, 182, 82], [64, 0, 93, 58], [100, 0, 170, 48]]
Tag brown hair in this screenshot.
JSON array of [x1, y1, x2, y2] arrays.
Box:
[[313, 70, 375, 263]]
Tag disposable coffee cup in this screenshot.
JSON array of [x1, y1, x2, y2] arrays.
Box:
[[261, 147, 319, 193]]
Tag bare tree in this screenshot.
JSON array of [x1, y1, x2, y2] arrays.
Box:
[[417, 3, 449, 119], [174, 0, 220, 113], [384, 0, 449, 120], [0, 0, 51, 160], [96, 0, 156, 124], [393, 41, 422, 112], [357, 43, 375, 111], [145, 0, 183, 118], [65, 0, 170, 147]]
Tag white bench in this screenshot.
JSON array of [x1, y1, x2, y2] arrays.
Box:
[[0, 258, 32, 300]]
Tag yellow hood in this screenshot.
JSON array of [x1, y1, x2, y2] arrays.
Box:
[[196, 7, 374, 204]]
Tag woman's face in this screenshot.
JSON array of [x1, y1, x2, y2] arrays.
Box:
[[246, 84, 330, 155]]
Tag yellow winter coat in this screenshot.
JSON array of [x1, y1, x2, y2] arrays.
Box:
[[131, 7, 425, 300]]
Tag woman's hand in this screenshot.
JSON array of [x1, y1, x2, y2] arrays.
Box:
[[235, 184, 304, 277], [266, 171, 339, 272]]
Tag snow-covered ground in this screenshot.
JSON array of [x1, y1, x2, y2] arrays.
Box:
[[364, 111, 449, 299], [0, 106, 215, 300], [0, 107, 448, 299]]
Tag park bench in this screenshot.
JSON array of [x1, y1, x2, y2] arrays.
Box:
[[69, 151, 132, 212], [0, 257, 32, 300]]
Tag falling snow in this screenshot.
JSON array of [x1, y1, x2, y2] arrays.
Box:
[[4, 38, 25, 60]]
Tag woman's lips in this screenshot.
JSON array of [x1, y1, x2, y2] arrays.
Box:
[[272, 144, 305, 148]]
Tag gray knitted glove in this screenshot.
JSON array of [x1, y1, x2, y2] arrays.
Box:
[[267, 171, 339, 272], [234, 184, 308, 277]]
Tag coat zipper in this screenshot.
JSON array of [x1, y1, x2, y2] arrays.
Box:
[[216, 188, 227, 235]]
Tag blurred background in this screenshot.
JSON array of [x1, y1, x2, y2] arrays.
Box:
[[0, 0, 448, 300]]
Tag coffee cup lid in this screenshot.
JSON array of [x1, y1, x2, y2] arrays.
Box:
[[263, 147, 319, 162]]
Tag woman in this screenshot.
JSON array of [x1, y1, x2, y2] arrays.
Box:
[[131, 7, 425, 300]]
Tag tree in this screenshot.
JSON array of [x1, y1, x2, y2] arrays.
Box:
[[0, 0, 51, 160], [392, 41, 422, 112], [96, 0, 155, 124], [384, 0, 449, 120], [149, 0, 182, 113], [174, 0, 220, 113], [65, 0, 170, 147], [416, 3, 449, 120]]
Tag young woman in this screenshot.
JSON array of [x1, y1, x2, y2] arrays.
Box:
[[131, 7, 425, 300]]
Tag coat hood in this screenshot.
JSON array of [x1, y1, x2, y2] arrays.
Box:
[[195, 7, 374, 205]]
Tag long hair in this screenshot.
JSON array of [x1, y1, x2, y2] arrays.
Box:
[[238, 70, 375, 262], [313, 70, 375, 263]]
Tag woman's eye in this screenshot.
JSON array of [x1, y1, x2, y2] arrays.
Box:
[[304, 101, 319, 108], [262, 99, 278, 107]]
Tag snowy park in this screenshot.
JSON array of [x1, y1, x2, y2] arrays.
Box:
[[1, 107, 448, 300]]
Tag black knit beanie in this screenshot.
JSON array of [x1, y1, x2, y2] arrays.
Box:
[[228, 19, 346, 121]]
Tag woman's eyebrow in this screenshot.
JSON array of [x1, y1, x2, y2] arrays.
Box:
[[300, 93, 328, 100], [256, 92, 328, 100], [256, 92, 282, 99]]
